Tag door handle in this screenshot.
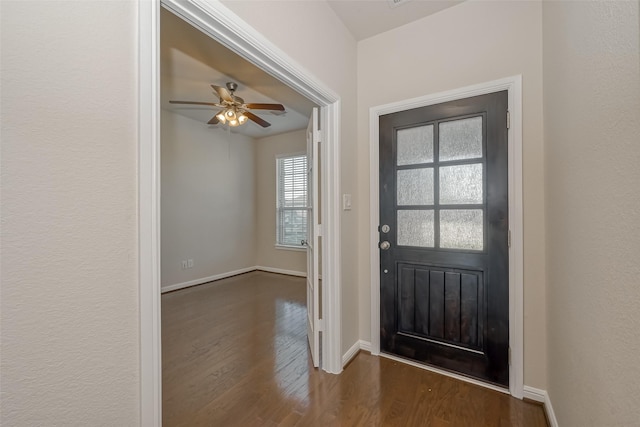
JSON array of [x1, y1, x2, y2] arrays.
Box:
[[379, 241, 391, 250]]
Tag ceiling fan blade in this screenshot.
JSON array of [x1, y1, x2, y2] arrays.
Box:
[[246, 103, 285, 111], [244, 111, 271, 128], [169, 100, 218, 107], [211, 84, 233, 102]]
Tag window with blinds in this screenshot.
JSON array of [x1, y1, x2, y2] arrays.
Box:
[[276, 154, 308, 247]]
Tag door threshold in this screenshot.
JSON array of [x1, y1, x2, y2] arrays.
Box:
[[379, 352, 510, 395]]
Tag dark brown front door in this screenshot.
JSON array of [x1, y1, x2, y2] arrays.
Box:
[[379, 91, 509, 387]]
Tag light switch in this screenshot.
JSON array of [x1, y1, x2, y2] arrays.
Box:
[[343, 194, 352, 211]]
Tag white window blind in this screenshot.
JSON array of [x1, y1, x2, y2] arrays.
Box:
[[276, 154, 308, 247]]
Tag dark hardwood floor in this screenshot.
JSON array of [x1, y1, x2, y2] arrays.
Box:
[[162, 271, 547, 426]]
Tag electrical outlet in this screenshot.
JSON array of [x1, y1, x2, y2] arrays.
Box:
[[181, 260, 188, 270], [187, 259, 194, 268]]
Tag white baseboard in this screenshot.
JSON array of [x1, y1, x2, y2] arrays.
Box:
[[161, 266, 256, 293], [523, 386, 558, 427], [342, 341, 361, 366], [359, 340, 372, 353], [255, 266, 306, 278], [342, 340, 373, 367], [162, 266, 307, 293], [522, 385, 545, 402]]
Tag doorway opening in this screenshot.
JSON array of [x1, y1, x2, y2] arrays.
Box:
[[139, 0, 343, 423]]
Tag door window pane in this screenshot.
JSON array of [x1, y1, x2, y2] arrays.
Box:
[[439, 117, 483, 161], [397, 210, 434, 247], [397, 125, 434, 165], [440, 209, 483, 250], [439, 163, 483, 204], [397, 168, 434, 206]]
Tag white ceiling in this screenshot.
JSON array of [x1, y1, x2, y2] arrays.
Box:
[[161, 8, 317, 138], [161, 1, 464, 138], [327, 0, 464, 41]]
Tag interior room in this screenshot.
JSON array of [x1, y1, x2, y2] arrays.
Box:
[[2, 1, 638, 426], [159, 8, 314, 289], [159, 9, 323, 423]]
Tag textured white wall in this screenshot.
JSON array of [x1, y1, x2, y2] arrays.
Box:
[[16, 1, 637, 423], [220, 0, 360, 355], [357, 0, 547, 388], [161, 110, 257, 289], [255, 129, 307, 274], [543, 1, 640, 424], [1, 1, 139, 424]]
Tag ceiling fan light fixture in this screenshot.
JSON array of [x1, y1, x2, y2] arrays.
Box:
[[170, 82, 284, 129]]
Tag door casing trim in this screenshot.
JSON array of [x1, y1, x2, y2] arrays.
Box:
[[139, 0, 343, 424], [368, 76, 524, 398]]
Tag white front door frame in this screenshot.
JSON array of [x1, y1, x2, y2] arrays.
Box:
[[368, 76, 524, 398], [138, 0, 343, 424]]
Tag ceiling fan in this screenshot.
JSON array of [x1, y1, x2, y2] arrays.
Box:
[[169, 82, 285, 128]]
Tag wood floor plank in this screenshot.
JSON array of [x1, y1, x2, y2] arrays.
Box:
[[162, 271, 547, 426]]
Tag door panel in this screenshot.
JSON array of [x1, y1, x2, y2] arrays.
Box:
[[306, 107, 320, 368], [379, 91, 509, 386], [396, 264, 483, 349]]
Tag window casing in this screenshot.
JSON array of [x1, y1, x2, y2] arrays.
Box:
[[276, 154, 308, 248]]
